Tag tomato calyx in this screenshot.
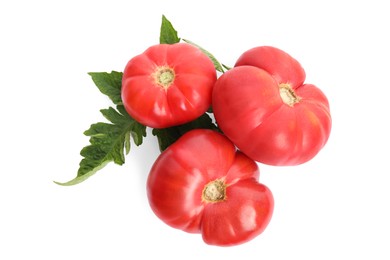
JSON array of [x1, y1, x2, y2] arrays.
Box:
[[153, 66, 175, 90], [202, 179, 227, 203], [279, 83, 301, 107]]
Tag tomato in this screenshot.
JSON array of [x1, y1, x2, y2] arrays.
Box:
[[212, 46, 331, 166], [147, 129, 274, 246], [121, 43, 217, 128]]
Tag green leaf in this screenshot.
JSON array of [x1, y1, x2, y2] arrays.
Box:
[[152, 113, 219, 152], [222, 64, 232, 71], [88, 71, 123, 105], [55, 105, 146, 186], [182, 39, 224, 73], [160, 15, 180, 44]]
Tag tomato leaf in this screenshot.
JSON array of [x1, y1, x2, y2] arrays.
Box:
[[182, 39, 224, 73], [160, 15, 180, 44], [88, 71, 123, 105], [152, 113, 219, 152], [55, 105, 146, 186], [222, 64, 232, 71]]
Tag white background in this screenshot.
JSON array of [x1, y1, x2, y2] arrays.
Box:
[[1, 0, 389, 259]]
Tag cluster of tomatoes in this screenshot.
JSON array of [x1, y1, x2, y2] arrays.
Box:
[[121, 43, 332, 246]]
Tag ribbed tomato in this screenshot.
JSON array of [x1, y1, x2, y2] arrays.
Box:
[[121, 43, 217, 128], [212, 46, 332, 166], [147, 129, 274, 246]]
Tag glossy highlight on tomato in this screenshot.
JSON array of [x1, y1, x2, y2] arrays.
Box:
[[212, 46, 332, 166], [121, 43, 217, 128], [147, 129, 274, 246]]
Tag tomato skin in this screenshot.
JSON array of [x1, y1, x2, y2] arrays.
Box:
[[212, 64, 331, 166], [235, 46, 306, 89], [121, 43, 217, 128], [147, 129, 274, 246]]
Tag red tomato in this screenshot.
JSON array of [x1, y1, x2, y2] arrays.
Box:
[[212, 46, 332, 166], [147, 129, 274, 246], [121, 43, 217, 128]]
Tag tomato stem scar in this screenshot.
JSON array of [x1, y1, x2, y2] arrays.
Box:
[[279, 83, 301, 107], [202, 179, 226, 203], [153, 66, 175, 90]]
